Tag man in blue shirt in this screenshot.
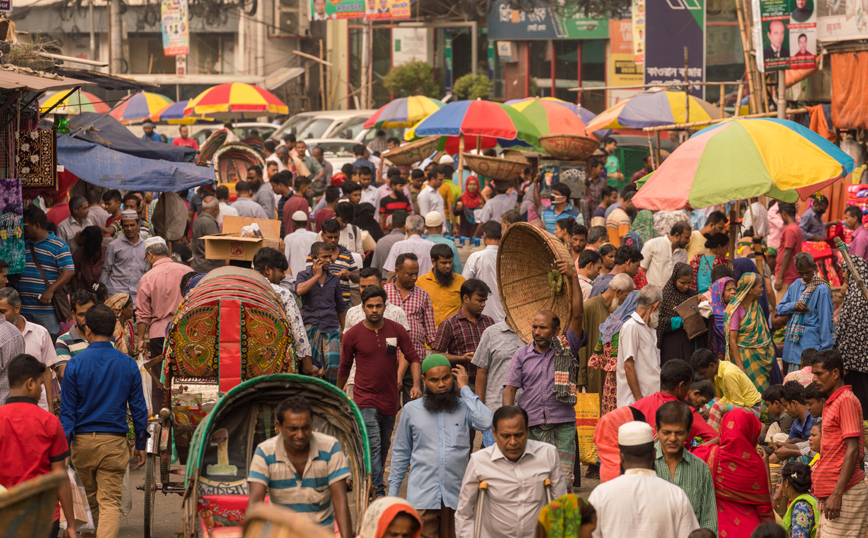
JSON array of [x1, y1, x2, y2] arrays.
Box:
[[532, 178, 582, 233], [388, 355, 492, 537], [60, 304, 148, 538], [782, 381, 815, 443], [773, 252, 835, 375], [351, 143, 376, 174], [141, 121, 162, 142], [799, 195, 835, 242]]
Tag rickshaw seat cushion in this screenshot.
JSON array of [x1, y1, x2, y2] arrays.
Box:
[[198, 494, 271, 533], [210, 528, 243, 538]]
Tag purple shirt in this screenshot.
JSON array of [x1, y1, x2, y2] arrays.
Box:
[[292, 269, 346, 332], [504, 328, 584, 428], [851, 225, 868, 261]]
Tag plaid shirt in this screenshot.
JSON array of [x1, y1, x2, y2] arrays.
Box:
[[655, 442, 718, 534], [0, 319, 25, 404], [431, 309, 494, 379], [385, 283, 436, 362]]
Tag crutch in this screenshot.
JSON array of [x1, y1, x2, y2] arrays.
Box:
[[474, 481, 488, 538], [543, 477, 554, 504]]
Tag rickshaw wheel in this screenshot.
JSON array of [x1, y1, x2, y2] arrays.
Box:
[[144, 453, 158, 538]]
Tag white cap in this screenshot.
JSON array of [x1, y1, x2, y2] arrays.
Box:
[[439, 154, 454, 165], [425, 211, 444, 227], [618, 421, 653, 447], [420, 157, 433, 170], [144, 236, 167, 249], [291, 210, 308, 222]]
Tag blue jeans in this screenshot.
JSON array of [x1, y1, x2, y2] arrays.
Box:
[[28, 311, 60, 337], [359, 407, 396, 498], [482, 429, 495, 448]]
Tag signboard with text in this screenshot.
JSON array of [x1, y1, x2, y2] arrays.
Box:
[[161, 0, 188, 56], [309, 0, 364, 20], [0, 0, 12, 13], [817, 0, 868, 42], [753, 0, 816, 72], [608, 18, 642, 107], [487, 0, 608, 40], [644, 0, 705, 98], [631, 0, 645, 64], [365, 0, 409, 21], [392, 28, 428, 66]]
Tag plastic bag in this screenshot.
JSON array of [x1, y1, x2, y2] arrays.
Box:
[[66, 466, 95, 534], [121, 467, 132, 517], [574, 393, 600, 464], [137, 356, 153, 417]]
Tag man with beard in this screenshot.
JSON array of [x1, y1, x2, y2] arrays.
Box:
[[417, 244, 466, 329], [337, 286, 421, 498], [247, 165, 275, 218], [616, 284, 662, 407], [388, 356, 492, 538], [580, 273, 635, 403], [800, 195, 835, 242], [99, 210, 147, 305], [502, 260, 586, 489]]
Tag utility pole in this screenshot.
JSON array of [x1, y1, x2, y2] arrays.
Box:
[[89, 0, 95, 61], [777, 72, 786, 119], [109, 0, 123, 73]]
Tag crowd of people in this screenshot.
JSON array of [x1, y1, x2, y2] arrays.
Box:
[[1, 131, 868, 538]]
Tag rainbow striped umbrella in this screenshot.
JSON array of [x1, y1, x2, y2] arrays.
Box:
[[585, 90, 726, 132], [405, 99, 541, 153], [364, 96, 445, 130], [151, 100, 218, 124], [109, 92, 174, 124], [40, 90, 109, 115], [506, 98, 589, 136], [184, 83, 288, 119], [505, 97, 611, 138], [633, 118, 855, 210]]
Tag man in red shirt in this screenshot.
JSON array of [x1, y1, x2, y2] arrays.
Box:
[[811, 350, 868, 535], [337, 286, 421, 497], [774, 202, 803, 300], [0, 354, 75, 537], [171, 126, 200, 150]]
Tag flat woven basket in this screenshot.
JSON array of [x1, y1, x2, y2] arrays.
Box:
[[498, 222, 573, 344], [383, 136, 439, 166]]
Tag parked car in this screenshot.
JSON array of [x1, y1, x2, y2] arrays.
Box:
[[192, 122, 277, 146], [302, 139, 359, 172], [272, 110, 377, 142], [326, 115, 405, 146]]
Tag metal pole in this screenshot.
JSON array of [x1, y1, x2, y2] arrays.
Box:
[[684, 46, 689, 124], [777, 72, 786, 119], [89, 0, 96, 61], [360, 21, 370, 109], [471, 21, 478, 76], [109, 0, 123, 73]]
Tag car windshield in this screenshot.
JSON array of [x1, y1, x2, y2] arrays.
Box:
[[272, 115, 315, 140], [237, 126, 275, 141], [313, 141, 356, 158], [330, 116, 368, 139], [296, 119, 335, 140]]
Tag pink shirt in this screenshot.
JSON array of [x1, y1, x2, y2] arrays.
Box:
[[135, 257, 195, 339], [729, 305, 746, 330], [767, 204, 784, 250], [850, 225, 868, 261]]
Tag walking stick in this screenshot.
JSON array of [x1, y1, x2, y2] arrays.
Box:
[[474, 481, 488, 538], [544, 478, 554, 505], [834, 237, 868, 303]]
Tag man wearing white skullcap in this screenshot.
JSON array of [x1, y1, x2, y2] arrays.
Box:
[[100, 208, 147, 304], [588, 421, 699, 538]]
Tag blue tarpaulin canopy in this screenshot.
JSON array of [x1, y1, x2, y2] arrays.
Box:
[[57, 134, 214, 192], [69, 113, 198, 163]]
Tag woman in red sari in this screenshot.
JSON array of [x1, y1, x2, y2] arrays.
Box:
[[694, 408, 774, 538]]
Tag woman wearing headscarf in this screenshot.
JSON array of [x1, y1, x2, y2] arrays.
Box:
[[834, 254, 868, 410], [733, 257, 774, 318], [535, 494, 597, 538], [358, 497, 422, 538], [657, 262, 708, 364], [693, 409, 774, 538], [355, 202, 384, 243], [588, 290, 639, 414], [455, 176, 483, 237], [104, 293, 136, 355], [708, 276, 736, 362], [689, 233, 729, 294], [725, 273, 776, 392]]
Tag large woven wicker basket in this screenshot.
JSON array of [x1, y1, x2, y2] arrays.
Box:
[[383, 136, 439, 166], [0, 470, 66, 538], [462, 153, 529, 181], [538, 133, 599, 161], [498, 222, 573, 343]]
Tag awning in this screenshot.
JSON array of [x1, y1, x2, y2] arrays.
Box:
[[69, 112, 198, 163], [0, 68, 94, 92], [57, 134, 214, 192], [52, 68, 159, 91]]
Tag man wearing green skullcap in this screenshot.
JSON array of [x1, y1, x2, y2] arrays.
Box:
[[388, 360, 493, 537]]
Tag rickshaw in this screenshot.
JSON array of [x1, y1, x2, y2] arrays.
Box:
[[143, 267, 297, 538], [181, 374, 372, 538]]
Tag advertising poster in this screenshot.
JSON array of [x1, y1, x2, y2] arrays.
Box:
[[309, 0, 364, 20], [644, 0, 705, 98], [0, 0, 11, 13], [392, 28, 429, 66], [487, 0, 607, 40], [817, 0, 868, 42], [754, 0, 816, 71], [161, 0, 189, 57], [366, 0, 409, 21], [608, 17, 643, 107], [631, 0, 645, 65]]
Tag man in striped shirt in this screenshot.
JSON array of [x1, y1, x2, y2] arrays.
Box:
[[54, 290, 97, 382], [20, 206, 75, 336], [247, 396, 352, 537]]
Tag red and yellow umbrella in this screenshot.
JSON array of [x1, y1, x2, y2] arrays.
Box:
[[184, 83, 288, 119]]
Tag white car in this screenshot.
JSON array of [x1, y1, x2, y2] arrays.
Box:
[[302, 139, 359, 172], [192, 122, 277, 145], [272, 110, 377, 142]]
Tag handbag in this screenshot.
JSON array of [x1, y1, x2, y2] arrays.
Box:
[[675, 295, 709, 340], [574, 393, 600, 464], [28, 243, 71, 322]]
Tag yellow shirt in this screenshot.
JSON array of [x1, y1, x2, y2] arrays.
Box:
[[714, 361, 761, 408], [439, 182, 457, 220], [606, 207, 631, 247], [416, 269, 466, 329], [686, 230, 708, 259]]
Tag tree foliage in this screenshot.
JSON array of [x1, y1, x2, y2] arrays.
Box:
[[383, 61, 440, 98], [453, 74, 492, 100]]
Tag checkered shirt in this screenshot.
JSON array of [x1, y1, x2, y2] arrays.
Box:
[[385, 283, 436, 362], [430, 309, 494, 379]]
